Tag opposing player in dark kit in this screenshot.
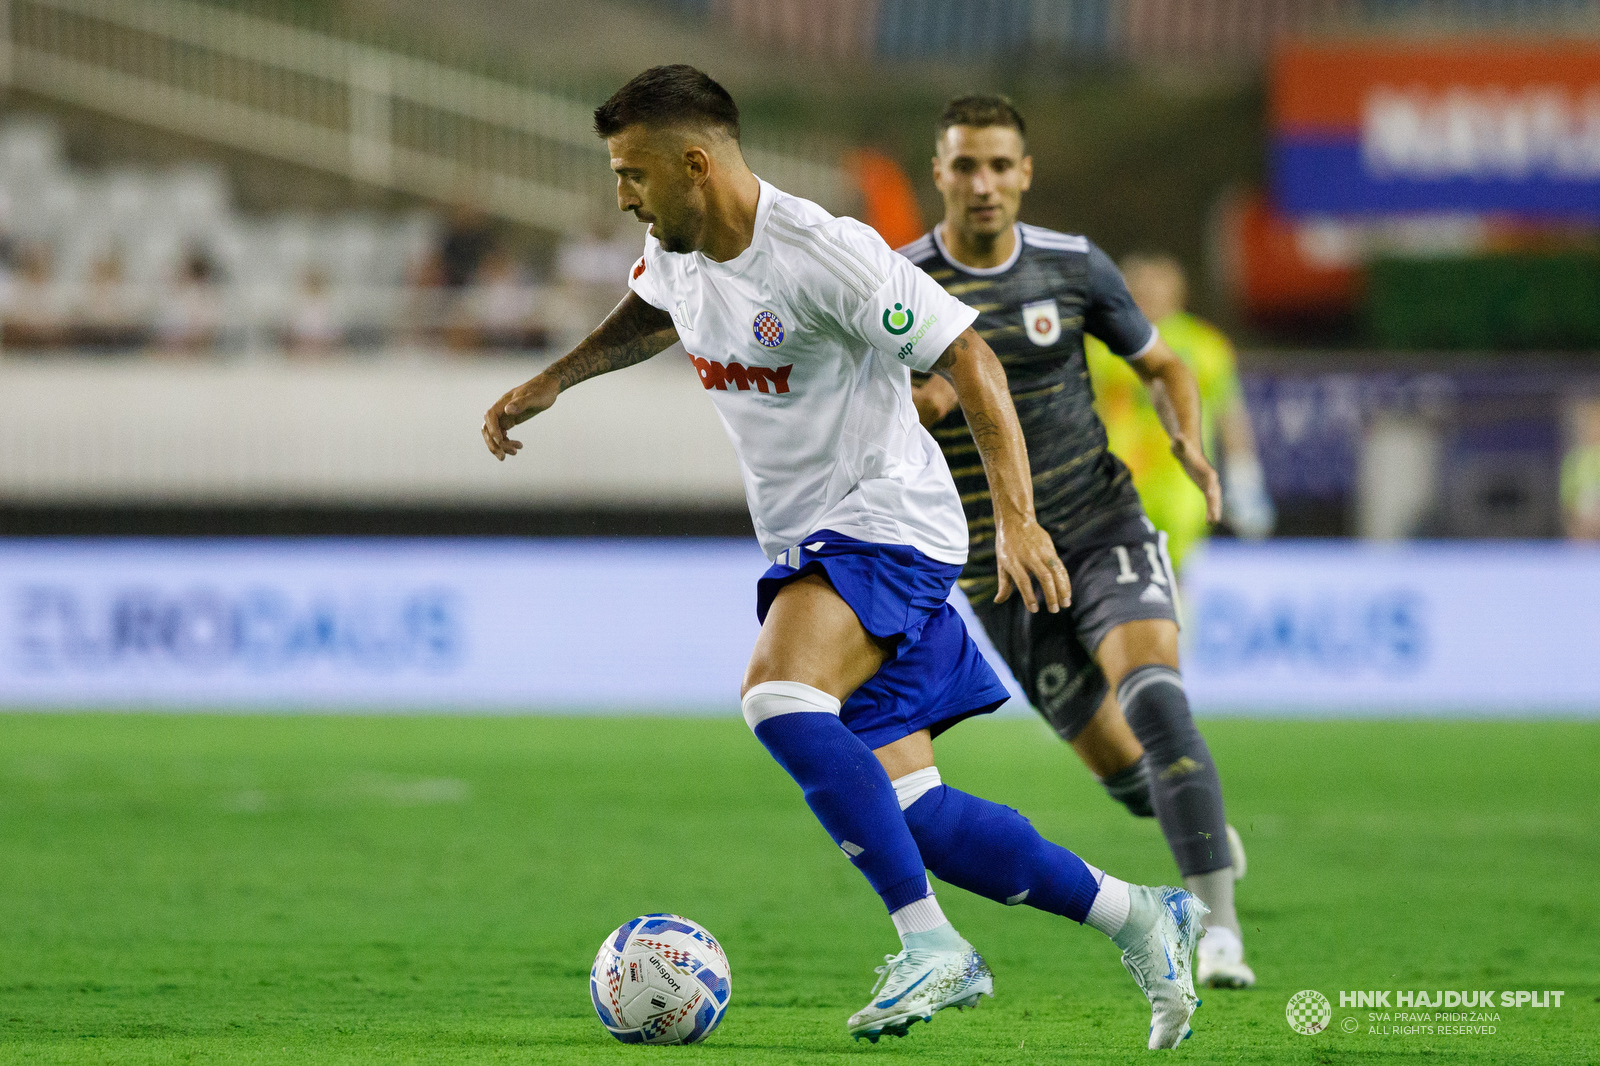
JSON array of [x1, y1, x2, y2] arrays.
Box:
[[483, 67, 1206, 1047], [904, 95, 1254, 988]]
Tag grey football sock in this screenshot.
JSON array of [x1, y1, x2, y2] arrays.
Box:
[[1117, 665, 1232, 878], [1184, 867, 1241, 938], [1101, 761, 1154, 818]]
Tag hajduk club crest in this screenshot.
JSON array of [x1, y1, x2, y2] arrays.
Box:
[[1022, 298, 1061, 347], [752, 310, 785, 348]]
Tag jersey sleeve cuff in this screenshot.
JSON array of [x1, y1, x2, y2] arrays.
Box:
[[627, 277, 670, 313], [1123, 324, 1159, 360], [904, 301, 980, 373]]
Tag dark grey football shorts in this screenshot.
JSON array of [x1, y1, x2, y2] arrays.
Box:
[[969, 512, 1180, 742]]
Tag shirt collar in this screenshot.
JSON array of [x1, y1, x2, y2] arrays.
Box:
[[933, 222, 1022, 277], [696, 177, 775, 274]]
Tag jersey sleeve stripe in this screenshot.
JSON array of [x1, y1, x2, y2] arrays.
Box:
[[769, 206, 886, 293], [799, 214, 889, 289], [1019, 224, 1089, 252], [819, 228, 887, 292], [767, 226, 872, 302], [768, 214, 880, 299], [895, 235, 936, 262], [1022, 235, 1090, 252], [769, 204, 886, 294], [1019, 222, 1084, 240]]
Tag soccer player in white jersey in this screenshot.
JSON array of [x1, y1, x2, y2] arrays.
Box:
[[482, 66, 1206, 1049]]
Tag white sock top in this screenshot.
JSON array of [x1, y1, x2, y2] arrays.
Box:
[[1084, 874, 1132, 939], [890, 766, 942, 810], [889, 888, 946, 938], [740, 680, 841, 730]]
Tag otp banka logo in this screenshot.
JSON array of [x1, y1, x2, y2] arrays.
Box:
[[11, 584, 460, 674], [1192, 587, 1427, 675], [882, 303, 915, 335]]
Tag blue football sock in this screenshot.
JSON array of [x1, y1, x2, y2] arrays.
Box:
[[902, 783, 1101, 922], [744, 682, 931, 914]]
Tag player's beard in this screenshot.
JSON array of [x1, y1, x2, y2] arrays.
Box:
[[965, 202, 1011, 240], [655, 228, 693, 254], [648, 198, 706, 255]]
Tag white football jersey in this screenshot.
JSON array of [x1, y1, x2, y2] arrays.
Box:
[[628, 179, 978, 564]]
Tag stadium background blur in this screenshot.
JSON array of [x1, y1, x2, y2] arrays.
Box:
[[1, 1, 1597, 1062]]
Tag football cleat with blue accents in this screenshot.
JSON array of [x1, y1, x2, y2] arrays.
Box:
[[1119, 886, 1208, 1049], [846, 943, 993, 1042]]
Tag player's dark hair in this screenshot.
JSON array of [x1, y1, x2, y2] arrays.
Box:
[[937, 95, 1026, 144], [593, 65, 741, 141]]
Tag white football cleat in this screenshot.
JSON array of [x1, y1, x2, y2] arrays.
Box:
[[1227, 824, 1247, 880], [1196, 924, 1256, 988], [1119, 886, 1207, 1049], [847, 942, 993, 1042]]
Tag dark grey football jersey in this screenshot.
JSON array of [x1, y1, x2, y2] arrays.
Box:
[[899, 223, 1155, 602]]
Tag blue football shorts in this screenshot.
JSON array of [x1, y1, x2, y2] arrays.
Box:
[[755, 529, 1011, 751]]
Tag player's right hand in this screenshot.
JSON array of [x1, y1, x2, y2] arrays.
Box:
[[994, 516, 1072, 614], [482, 375, 559, 461], [1172, 435, 1223, 524]]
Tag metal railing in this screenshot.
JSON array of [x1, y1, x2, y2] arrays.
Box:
[[0, 0, 850, 233]]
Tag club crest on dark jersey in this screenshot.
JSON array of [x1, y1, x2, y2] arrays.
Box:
[[1023, 299, 1061, 347]]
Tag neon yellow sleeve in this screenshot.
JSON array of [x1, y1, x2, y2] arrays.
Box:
[[1189, 317, 1239, 415]]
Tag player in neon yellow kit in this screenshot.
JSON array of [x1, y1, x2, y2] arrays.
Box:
[[1562, 399, 1600, 540], [1086, 254, 1273, 569]]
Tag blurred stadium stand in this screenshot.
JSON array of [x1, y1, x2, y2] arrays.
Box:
[[657, 0, 1600, 62], [0, 0, 1595, 544], [0, 116, 446, 353], [0, 0, 849, 230]]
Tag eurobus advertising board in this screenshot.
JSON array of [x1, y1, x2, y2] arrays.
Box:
[[1, 539, 1598, 714], [1272, 41, 1600, 218]]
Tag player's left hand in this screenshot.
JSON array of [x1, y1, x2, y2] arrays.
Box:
[[1172, 435, 1223, 524], [994, 516, 1072, 614]]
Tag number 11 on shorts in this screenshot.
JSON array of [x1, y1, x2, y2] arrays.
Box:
[[1112, 543, 1168, 586]]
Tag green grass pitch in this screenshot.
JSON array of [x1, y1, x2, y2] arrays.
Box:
[[0, 713, 1595, 1064]]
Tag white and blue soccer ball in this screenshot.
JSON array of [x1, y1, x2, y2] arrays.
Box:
[[590, 913, 732, 1045]]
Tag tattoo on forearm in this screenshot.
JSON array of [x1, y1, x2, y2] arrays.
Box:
[[940, 331, 1005, 449], [930, 331, 968, 381], [549, 294, 677, 392], [966, 409, 1004, 452], [942, 326, 1034, 521]]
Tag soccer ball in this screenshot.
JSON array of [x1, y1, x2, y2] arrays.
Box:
[[589, 913, 732, 1045]]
